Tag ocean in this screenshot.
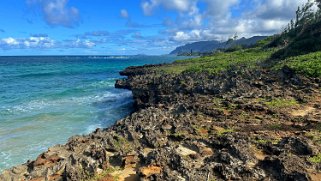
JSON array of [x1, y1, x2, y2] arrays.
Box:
[[0, 55, 185, 172]]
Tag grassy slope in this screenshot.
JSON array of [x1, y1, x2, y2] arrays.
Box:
[[275, 51, 321, 77], [156, 47, 276, 74], [155, 36, 321, 78]]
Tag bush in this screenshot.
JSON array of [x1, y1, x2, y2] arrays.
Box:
[[224, 45, 244, 52], [271, 21, 321, 59], [309, 154, 321, 163], [264, 98, 298, 109]]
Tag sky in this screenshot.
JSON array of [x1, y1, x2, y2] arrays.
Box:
[[0, 0, 308, 55]]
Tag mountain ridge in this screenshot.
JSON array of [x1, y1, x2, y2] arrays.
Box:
[[170, 36, 268, 55]]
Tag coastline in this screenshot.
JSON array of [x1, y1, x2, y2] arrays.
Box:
[[1, 63, 321, 180], [0, 55, 184, 173]]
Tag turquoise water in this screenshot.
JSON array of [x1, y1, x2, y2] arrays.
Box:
[[0, 55, 184, 172]]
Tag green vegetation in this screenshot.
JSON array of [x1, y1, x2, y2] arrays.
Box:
[[86, 167, 120, 181], [274, 51, 321, 77], [305, 131, 321, 144], [269, 1, 321, 59], [210, 98, 237, 113], [255, 138, 280, 145], [192, 125, 209, 138], [308, 154, 321, 164], [172, 130, 189, 139], [264, 98, 298, 109], [159, 35, 321, 77], [255, 36, 276, 47], [271, 21, 321, 59], [157, 48, 275, 74], [268, 124, 283, 130], [212, 97, 223, 106], [152, 2, 321, 79], [111, 135, 133, 153], [224, 45, 244, 52], [217, 128, 234, 136], [255, 139, 269, 145]]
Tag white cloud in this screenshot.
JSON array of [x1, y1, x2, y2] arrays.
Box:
[[120, 9, 129, 18], [171, 29, 221, 42], [172, 31, 191, 42], [2, 37, 19, 46], [142, 0, 195, 15], [0, 36, 55, 49], [255, 0, 307, 20], [27, 0, 80, 28], [65, 39, 96, 48], [0, 35, 97, 50], [140, 0, 310, 43]]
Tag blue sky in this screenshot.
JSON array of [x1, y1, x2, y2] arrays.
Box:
[[0, 0, 307, 55]]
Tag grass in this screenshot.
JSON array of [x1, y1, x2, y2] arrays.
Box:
[[255, 139, 268, 145], [86, 167, 120, 181], [255, 138, 280, 145], [156, 37, 321, 79], [309, 154, 321, 164], [268, 123, 283, 130], [111, 135, 132, 153], [264, 98, 298, 109], [212, 97, 223, 105], [274, 51, 321, 77], [217, 128, 234, 136], [172, 130, 188, 138], [305, 131, 321, 144], [211, 98, 237, 111], [154, 47, 275, 74]]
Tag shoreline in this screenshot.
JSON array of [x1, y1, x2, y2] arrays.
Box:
[[1, 63, 321, 180]]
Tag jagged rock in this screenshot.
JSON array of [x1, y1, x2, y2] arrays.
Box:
[[1, 63, 321, 181]]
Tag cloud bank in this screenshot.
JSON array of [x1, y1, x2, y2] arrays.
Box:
[[0, 35, 97, 50], [141, 0, 308, 42]]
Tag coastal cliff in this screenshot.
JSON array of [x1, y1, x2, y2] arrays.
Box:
[[1, 58, 321, 180]]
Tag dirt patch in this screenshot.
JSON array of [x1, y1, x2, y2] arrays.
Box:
[[308, 171, 321, 181], [139, 166, 162, 178], [111, 167, 138, 181], [291, 106, 316, 117], [254, 149, 266, 161]]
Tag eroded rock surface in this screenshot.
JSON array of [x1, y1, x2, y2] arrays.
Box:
[[1, 65, 321, 181]]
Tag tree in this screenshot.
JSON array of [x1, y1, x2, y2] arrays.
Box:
[[290, 19, 295, 30], [295, 6, 302, 27], [316, 0, 321, 9], [294, 1, 314, 28], [233, 33, 239, 41]]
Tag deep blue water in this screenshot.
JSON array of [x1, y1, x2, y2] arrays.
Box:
[[0, 55, 186, 171]]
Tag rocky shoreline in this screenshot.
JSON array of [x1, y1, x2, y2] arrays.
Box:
[[1, 63, 321, 181]]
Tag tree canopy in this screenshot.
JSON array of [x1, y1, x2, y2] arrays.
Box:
[[316, 0, 321, 9]]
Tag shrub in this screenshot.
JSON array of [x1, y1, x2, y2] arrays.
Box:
[[274, 51, 321, 77], [309, 154, 321, 163], [264, 98, 298, 109]]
